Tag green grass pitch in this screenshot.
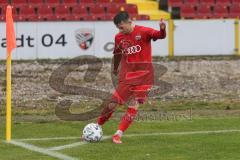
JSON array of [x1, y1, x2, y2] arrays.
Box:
[[1, 117, 240, 160]]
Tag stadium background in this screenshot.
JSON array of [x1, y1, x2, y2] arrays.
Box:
[[1, 0, 240, 160]]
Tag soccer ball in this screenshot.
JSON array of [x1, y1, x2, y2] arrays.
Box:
[[82, 123, 103, 142]]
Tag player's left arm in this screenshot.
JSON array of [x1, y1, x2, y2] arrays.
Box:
[[146, 19, 166, 41], [159, 20, 166, 39]]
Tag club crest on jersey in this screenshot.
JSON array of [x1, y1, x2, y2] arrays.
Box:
[[118, 40, 133, 50], [135, 34, 141, 41], [75, 29, 94, 50]]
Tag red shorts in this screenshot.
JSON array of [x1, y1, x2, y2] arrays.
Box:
[[111, 83, 152, 105]]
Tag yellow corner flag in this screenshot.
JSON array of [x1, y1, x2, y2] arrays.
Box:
[[6, 5, 16, 142]]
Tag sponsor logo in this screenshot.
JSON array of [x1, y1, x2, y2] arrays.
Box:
[[75, 29, 94, 50], [122, 45, 142, 55]]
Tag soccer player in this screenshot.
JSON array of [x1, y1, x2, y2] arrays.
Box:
[[97, 11, 166, 144]]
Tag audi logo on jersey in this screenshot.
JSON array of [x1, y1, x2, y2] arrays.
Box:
[[122, 45, 142, 55]]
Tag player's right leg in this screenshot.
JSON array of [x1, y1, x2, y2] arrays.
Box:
[[97, 101, 117, 125], [97, 83, 130, 126]]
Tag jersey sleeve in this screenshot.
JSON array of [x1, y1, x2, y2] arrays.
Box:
[[144, 27, 166, 41]]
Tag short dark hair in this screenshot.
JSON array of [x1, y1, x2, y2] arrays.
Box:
[[113, 11, 130, 26]]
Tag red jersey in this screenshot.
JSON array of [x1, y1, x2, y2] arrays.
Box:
[[113, 25, 166, 85]]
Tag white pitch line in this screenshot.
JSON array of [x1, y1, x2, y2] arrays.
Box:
[[124, 129, 240, 137], [48, 141, 88, 151], [47, 129, 240, 151], [16, 129, 240, 142], [48, 136, 111, 151], [6, 140, 79, 160], [16, 137, 80, 142]]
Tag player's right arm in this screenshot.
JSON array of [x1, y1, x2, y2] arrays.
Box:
[[112, 36, 122, 76], [113, 54, 122, 75]]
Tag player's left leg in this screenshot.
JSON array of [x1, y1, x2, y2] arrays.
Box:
[[112, 99, 139, 144], [112, 85, 151, 144]]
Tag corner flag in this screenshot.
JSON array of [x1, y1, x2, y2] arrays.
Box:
[[6, 5, 16, 56], [6, 5, 16, 142]]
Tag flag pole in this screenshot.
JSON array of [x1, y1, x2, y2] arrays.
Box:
[[5, 5, 16, 142], [6, 53, 11, 142]]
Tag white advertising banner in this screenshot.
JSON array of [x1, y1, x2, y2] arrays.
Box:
[[0, 20, 167, 59], [174, 19, 235, 56], [0, 19, 236, 59]]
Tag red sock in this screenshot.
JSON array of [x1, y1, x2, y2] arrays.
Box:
[[97, 106, 115, 125], [118, 107, 138, 132]]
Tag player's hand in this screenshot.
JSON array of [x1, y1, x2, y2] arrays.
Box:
[[160, 19, 166, 30], [112, 69, 118, 76]]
